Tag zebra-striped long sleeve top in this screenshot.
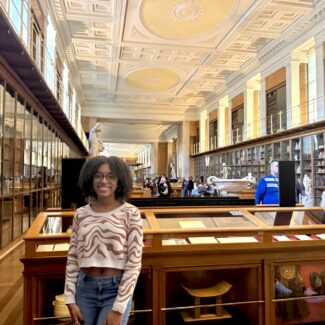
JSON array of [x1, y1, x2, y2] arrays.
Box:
[[64, 202, 143, 314]]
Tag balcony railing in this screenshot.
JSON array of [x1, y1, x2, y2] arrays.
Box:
[[191, 96, 325, 155]]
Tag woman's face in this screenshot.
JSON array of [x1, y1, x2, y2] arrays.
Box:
[[92, 163, 118, 200]]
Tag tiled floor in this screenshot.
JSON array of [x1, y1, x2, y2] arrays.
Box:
[[0, 240, 24, 325]]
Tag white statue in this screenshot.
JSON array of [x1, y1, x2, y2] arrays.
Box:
[[302, 174, 314, 207], [220, 163, 230, 179], [170, 162, 176, 179], [89, 123, 104, 157], [303, 174, 312, 194]]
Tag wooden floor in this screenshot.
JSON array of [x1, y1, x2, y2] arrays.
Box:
[[0, 240, 24, 325]]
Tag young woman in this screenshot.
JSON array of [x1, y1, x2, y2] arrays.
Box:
[[64, 156, 143, 325]]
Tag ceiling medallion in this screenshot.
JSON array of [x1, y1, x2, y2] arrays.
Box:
[[140, 0, 234, 40], [169, 0, 204, 22]]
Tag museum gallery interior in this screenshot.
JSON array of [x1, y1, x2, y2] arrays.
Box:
[[1, 0, 325, 324]]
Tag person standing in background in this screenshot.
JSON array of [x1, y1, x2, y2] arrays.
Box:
[[187, 176, 194, 197], [255, 160, 279, 204], [64, 156, 143, 325], [181, 177, 188, 197]]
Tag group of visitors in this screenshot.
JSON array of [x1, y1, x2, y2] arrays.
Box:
[[181, 176, 194, 197], [144, 175, 173, 197]]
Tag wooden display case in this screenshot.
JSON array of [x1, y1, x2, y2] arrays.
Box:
[[22, 206, 325, 324]]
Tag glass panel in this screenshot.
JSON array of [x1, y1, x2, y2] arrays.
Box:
[[0, 80, 3, 195], [274, 261, 325, 324], [292, 138, 302, 194], [0, 79, 4, 139], [2, 197, 13, 247], [15, 96, 24, 192], [47, 127, 52, 188], [13, 195, 23, 239], [281, 140, 290, 161], [23, 194, 30, 232], [165, 267, 261, 324], [31, 191, 40, 221], [257, 145, 265, 180], [273, 142, 281, 161], [266, 143, 272, 162], [3, 85, 15, 193], [22, 0, 29, 46], [155, 212, 257, 229], [37, 119, 43, 186], [313, 133, 325, 206], [42, 216, 63, 233], [23, 105, 32, 191], [252, 146, 258, 164], [31, 112, 42, 189], [56, 138, 62, 187], [302, 136, 313, 206], [9, 0, 22, 34], [4, 85, 15, 146], [132, 272, 152, 325], [43, 123, 48, 187], [53, 188, 60, 208], [30, 193, 37, 221], [246, 148, 252, 164], [252, 209, 324, 227]]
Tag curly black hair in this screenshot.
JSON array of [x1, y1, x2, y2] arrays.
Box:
[[78, 156, 133, 202]]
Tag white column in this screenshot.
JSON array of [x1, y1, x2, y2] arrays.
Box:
[[178, 121, 190, 177], [217, 96, 229, 147], [76, 104, 81, 135], [199, 110, 207, 153], [71, 89, 76, 126], [286, 58, 301, 128], [46, 15, 56, 94], [259, 78, 267, 136], [315, 38, 325, 119], [245, 88, 255, 140], [148, 144, 153, 170], [217, 105, 225, 147], [62, 63, 69, 116], [151, 142, 159, 176]]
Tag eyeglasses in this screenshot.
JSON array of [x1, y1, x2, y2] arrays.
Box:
[[94, 173, 117, 181]]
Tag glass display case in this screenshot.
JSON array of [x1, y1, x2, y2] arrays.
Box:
[[0, 76, 78, 249], [314, 133, 325, 206], [273, 260, 325, 325], [22, 206, 325, 325]]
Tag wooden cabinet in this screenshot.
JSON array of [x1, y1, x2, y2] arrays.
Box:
[[21, 206, 325, 324]]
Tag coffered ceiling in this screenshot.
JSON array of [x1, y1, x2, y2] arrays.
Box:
[[47, 0, 317, 157]]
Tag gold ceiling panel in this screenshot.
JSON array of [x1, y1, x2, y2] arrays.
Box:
[[126, 68, 180, 91], [140, 0, 234, 39]]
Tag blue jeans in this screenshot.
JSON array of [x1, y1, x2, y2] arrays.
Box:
[[76, 271, 132, 325]]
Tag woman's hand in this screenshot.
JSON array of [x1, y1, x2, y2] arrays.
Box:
[[67, 303, 84, 325], [103, 310, 122, 325]]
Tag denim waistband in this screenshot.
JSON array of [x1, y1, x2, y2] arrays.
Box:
[[78, 270, 123, 285]]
